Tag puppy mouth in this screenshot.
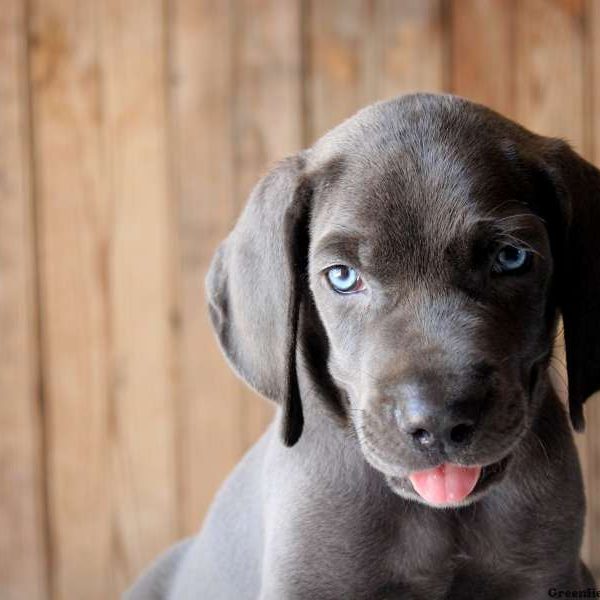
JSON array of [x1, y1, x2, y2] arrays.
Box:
[[406, 455, 510, 506], [386, 454, 511, 508], [408, 463, 482, 505]]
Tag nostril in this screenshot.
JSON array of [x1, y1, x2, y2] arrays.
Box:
[[450, 423, 475, 446], [411, 428, 434, 446]]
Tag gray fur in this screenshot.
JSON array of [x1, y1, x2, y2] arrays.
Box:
[[126, 94, 598, 599]]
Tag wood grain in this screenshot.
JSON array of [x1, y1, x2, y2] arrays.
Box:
[[307, 0, 446, 139], [451, 0, 514, 116], [30, 0, 179, 596], [168, 0, 245, 536], [514, 0, 586, 148], [29, 1, 113, 598], [306, 0, 369, 139], [101, 0, 178, 592], [375, 0, 446, 99], [0, 2, 48, 598]]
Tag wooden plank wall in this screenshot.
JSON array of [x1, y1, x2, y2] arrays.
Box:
[[0, 1, 598, 597]]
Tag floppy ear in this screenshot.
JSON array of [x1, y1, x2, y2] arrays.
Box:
[[535, 138, 600, 431], [206, 154, 311, 446]]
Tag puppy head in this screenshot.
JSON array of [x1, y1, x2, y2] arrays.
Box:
[[206, 93, 600, 507]]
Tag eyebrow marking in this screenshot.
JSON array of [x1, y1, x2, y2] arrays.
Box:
[[486, 212, 546, 231], [472, 198, 545, 231], [313, 232, 363, 265], [474, 212, 547, 258]]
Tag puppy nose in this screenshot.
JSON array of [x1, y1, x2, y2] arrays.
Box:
[[408, 420, 476, 449], [396, 385, 480, 450]]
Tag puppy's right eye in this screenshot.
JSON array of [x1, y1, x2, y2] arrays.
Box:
[[325, 265, 364, 294]]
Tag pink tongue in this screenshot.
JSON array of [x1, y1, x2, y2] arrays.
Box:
[[409, 463, 481, 505]]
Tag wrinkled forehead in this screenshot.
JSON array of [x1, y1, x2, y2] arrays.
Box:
[[309, 136, 537, 274]]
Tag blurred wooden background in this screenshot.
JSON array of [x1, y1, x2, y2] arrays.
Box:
[[1, 0, 599, 598]]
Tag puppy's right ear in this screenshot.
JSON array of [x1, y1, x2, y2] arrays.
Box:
[[206, 154, 311, 446]]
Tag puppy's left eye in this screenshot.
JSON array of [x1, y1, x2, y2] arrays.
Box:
[[492, 245, 532, 274], [325, 265, 364, 294]]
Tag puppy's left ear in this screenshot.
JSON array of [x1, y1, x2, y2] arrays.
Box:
[[536, 138, 600, 430]]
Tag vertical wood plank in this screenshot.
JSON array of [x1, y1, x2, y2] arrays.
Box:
[[586, 0, 600, 575], [374, 0, 446, 100], [235, 0, 303, 448], [29, 1, 112, 598], [0, 2, 48, 599], [30, 0, 179, 595], [513, 0, 592, 569], [515, 0, 586, 149], [306, 0, 370, 139], [169, 0, 245, 535], [102, 0, 179, 591], [450, 0, 514, 116], [307, 0, 447, 140]]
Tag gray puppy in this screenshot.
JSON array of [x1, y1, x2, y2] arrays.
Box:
[[127, 93, 598, 600]]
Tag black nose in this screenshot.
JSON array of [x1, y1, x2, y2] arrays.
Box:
[[409, 421, 476, 449], [397, 385, 482, 450]]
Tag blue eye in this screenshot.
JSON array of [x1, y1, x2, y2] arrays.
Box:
[[493, 246, 532, 274], [326, 265, 363, 294]]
